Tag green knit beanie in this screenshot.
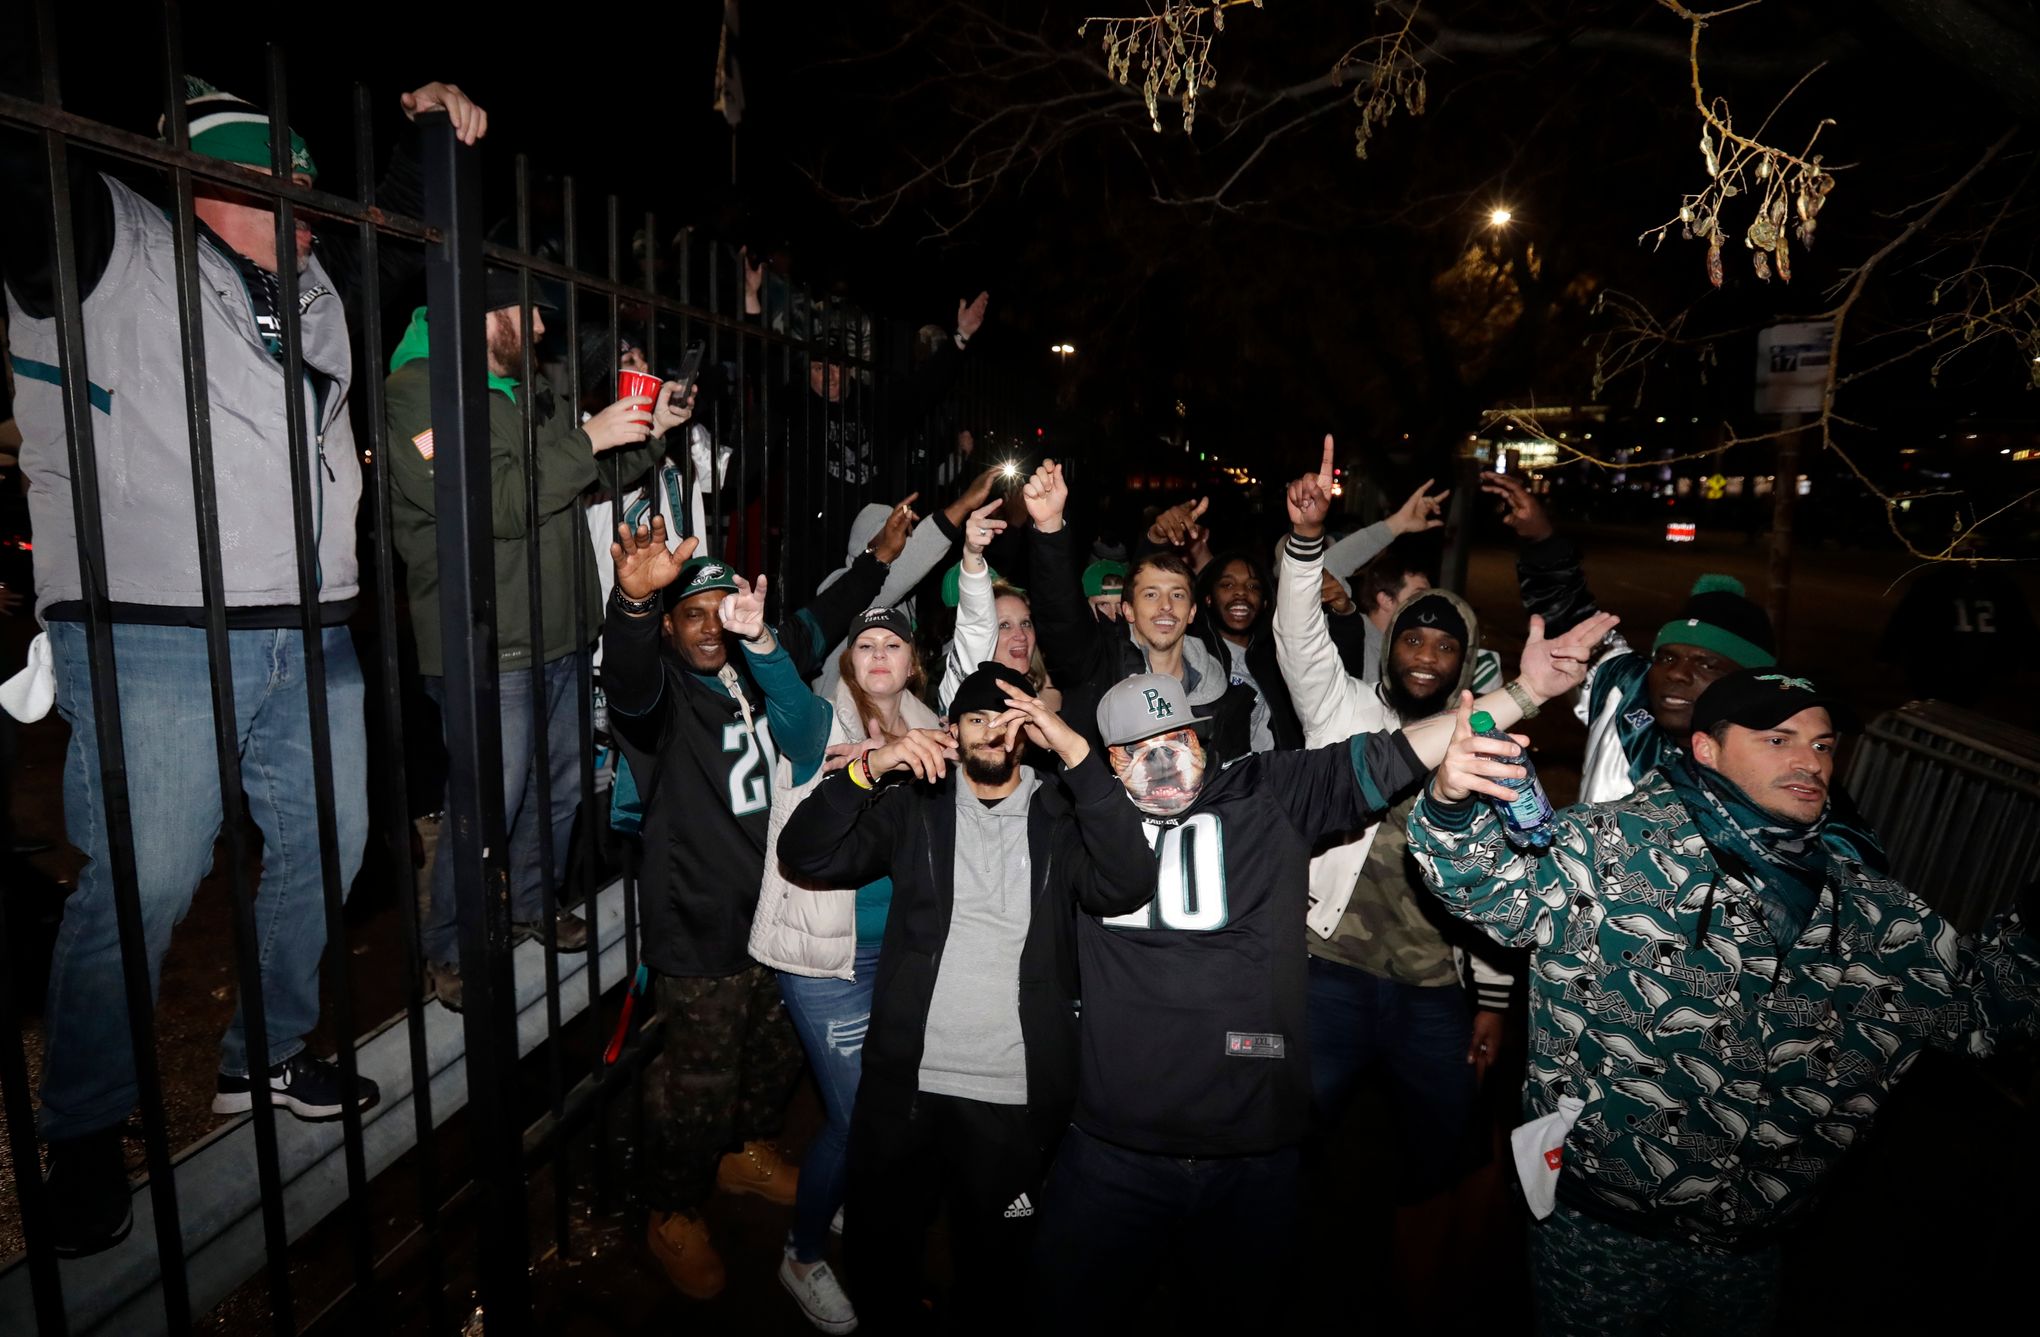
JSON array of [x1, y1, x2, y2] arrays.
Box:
[[161, 76, 318, 180], [1652, 573, 1777, 668]]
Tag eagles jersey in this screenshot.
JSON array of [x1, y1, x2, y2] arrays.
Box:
[[1071, 732, 1423, 1156]]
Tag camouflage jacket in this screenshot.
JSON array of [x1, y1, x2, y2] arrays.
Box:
[[1408, 774, 2040, 1249]]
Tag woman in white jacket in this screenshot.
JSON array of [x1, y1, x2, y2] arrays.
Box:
[[749, 601, 943, 1330], [937, 500, 1060, 715]]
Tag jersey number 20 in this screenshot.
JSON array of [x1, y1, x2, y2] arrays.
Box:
[[1103, 812, 1229, 932]]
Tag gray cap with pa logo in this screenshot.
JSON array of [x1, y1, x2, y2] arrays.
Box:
[[1097, 672, 1212, 748]]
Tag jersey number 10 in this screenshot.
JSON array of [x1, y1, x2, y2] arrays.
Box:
[[1103, 812, 1230, 932]]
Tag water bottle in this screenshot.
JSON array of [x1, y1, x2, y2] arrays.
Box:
[[1470, 710, 1555, 849]]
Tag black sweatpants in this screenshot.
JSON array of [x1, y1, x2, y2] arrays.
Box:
[[1031, 1124, 1301, 1335], [844, 1085, 1044, 1334]]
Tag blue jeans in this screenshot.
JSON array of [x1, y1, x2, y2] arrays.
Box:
[[421, 655, 583, 964], [1305, 954, 1482, 1201], [40, 620, 367, 1138], [779, 943, 879, 1262]]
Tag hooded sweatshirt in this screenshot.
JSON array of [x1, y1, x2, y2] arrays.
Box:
[[385, 307, 665, 674]]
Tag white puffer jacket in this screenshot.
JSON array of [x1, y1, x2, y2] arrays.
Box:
[[749, 679, 942, 979]]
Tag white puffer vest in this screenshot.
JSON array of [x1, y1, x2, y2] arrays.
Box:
[[749, 681, 941, 979]]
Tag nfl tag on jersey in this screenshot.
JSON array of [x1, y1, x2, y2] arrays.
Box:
[[1225, 1032, 1285, 1059]]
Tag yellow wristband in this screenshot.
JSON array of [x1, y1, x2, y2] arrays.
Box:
[[847, 756, 874, 790]]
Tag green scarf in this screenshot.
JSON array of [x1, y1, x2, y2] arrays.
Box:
[[1664, 755, 1887, 950]]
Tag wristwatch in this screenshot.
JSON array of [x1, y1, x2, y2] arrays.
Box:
[[1504, 679, 1541, 720]]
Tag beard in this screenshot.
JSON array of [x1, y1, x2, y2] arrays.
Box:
[[487, 322, 530, 375], [1383, 670, 1454, 722], [963, 746, 1018, 785]]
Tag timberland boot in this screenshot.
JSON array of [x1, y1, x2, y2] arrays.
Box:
[[716, 1139, 799, 1205], [646, 1209, 726, 1299]]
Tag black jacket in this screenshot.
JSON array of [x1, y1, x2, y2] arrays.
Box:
[[1029, 526, 1257, 763], [778, 755, 1154, 1145], [605, 552, 887, 977]]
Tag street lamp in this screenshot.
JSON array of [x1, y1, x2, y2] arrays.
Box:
[[1051, 342, 1076, 359], [1488, 207, 1513, 227]]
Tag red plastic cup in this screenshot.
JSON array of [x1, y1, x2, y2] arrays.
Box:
[[616, 368, 661, 417]]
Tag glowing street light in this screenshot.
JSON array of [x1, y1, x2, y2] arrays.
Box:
[[1488, 207, 1514, 227], [1051, 343, 1077, 359]]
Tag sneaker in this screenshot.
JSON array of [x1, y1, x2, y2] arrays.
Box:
[[512, 910, 590, 953], [213, 1051, 381, 1122], [779, 1253, 858, 1334], [426, 960, 464, 1013], [646, 1209, 726, 1300], [718, 1140, 799, 1206], [44, 1128, 133, 1258], [830, 1205, 844, 1236]]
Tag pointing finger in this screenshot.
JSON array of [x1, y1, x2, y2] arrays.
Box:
[[1319, 433, 1335, 481]]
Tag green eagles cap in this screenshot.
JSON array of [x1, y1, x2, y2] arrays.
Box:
[[676, 557, 740, 601]]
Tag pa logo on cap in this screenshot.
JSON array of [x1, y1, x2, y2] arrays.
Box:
[[1142, 687, 1175, 720]]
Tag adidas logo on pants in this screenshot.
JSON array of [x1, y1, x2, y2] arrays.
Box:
[[1003, 1193, 1034, 1219]]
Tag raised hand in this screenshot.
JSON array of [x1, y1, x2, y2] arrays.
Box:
[[872, 493, 920, 564], [1022, 459, 1069, 534], [957, 291, 991, 341], [611, 516, 698, 604], [1433, 691, 1530, 804], [1147, 496, 1210, 550], [1320, 569, 1356, 615], [963, 498, 1006, 561], [1286, 434, 1337, 537], [741, 245, 766, 315], [652, 381, 697, 438], [587, 394, 655, 454], [943, 464, 1003, 530], [401, 82, 489, 144], [1479, 471, 1555, 543], [719, 574, 771, 645], [997, 682, 1091, 766], [1516, 611, 1620, 703], [869, 727, 960, 783], [1389, 478, 1450, 536]]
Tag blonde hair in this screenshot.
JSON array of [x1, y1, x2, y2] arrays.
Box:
[[991, 582, 1050, 693], [839, 626, 927, 739]]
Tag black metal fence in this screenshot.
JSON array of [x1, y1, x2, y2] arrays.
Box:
[[0, 6, 1034, 1332]]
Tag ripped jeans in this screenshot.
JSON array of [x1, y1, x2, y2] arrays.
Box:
[[779, 944, 880, 1262]]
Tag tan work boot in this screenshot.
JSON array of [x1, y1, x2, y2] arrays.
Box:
[[646, 1209, 726, 1300], [717, 1140, 800, 1206]]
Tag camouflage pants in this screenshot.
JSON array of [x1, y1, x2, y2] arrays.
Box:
[[1531, 1202, 1781, 1337], [640, 964, 805, 1212]]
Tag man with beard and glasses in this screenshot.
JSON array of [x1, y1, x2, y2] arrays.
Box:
[[1031, 532, 1617, 1333], [1410, 669, 2040, 1336], [1481, 470, 1780, 803], [777, 663, 1153, 1333], [388, 271, 693, 1008], [1, 56, 486, 1254], [1272, 442, 1519, 1320]]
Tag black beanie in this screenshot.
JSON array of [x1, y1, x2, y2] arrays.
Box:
[[950, 662, 1034, 718], [1390, 592, 1468, 647], [1654, 574, 1777, 667]]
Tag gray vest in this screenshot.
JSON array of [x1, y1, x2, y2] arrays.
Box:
[[7, 174, 361, 619]]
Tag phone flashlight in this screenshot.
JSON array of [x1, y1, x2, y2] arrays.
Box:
[[999, 461, 1020, 479]]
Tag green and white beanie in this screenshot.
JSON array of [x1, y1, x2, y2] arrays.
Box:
[[159, 76, 318, 180]]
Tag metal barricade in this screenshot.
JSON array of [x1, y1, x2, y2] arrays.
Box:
[[0, 4, 1034, 1332], [1843, 701, 2040, 933]]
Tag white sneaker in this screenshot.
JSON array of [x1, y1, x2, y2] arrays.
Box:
[[779, 1254, 858, 1334], [830, 1205, 845, 1236]]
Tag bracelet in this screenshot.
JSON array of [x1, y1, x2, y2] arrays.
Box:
[[612, 586, 661, 618], [1505, 679, 1541, 720], [847, 757, 875, 790]]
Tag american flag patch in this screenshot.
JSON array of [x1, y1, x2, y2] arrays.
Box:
[[412, 428, 435, 459]]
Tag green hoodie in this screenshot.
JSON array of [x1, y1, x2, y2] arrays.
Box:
[[384, 307, 664, 675]]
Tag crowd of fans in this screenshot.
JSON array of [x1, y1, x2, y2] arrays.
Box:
[[4, 63, 2040, 1337]]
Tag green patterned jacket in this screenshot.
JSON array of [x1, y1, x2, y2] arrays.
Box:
[[1408, 773, 2040, 1248]]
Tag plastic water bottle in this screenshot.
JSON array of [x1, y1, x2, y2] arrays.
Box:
[[1470, 710, 1555, 849]]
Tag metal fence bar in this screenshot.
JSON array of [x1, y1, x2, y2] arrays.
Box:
[[417, 109, 533, 1329], [512, 154, 573, 1263], [350, 77, 449, 1337], [28, 3, 193, 1327], [263, 49, 377, 1322], [158, 13, 297, 1328]]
